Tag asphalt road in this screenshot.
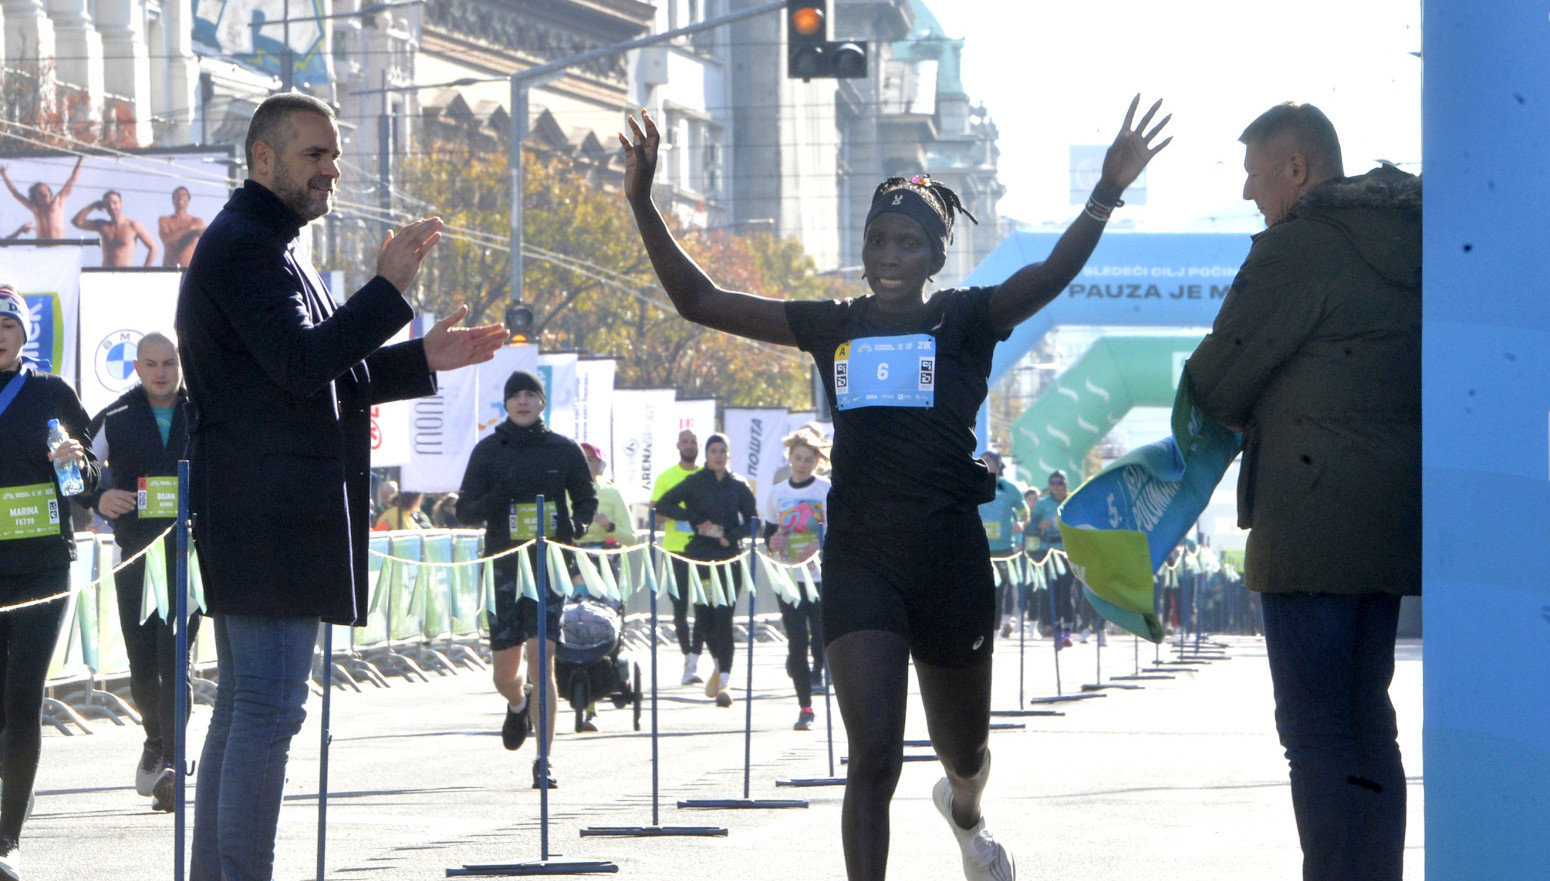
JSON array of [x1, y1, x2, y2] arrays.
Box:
[[25, 626, 1424, 880]]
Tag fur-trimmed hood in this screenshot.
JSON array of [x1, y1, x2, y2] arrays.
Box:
[[1289, 163, 1422, 290]]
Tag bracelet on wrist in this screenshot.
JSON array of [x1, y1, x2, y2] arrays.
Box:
[[1083, 194, 1126, 223]]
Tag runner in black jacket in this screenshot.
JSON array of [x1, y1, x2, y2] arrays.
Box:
[[0, 285, 99, 873], [654, 433, 756, 706], [83, 332, 200, 811], [458, 370, 595, 788]]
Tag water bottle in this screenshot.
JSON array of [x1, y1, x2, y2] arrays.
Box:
[[47, 418, 84, 496]]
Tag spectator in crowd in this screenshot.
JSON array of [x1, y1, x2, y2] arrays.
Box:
[[761, 426, 831, 730], [1029, 470, 1074, 647], [977, 451, 1027, 639], [84, 331, 199, 813], [0, 284, 100, 878], [375, 478, 399, 521], [374, 490, 431, 531], [650, 429, 706, 685], [159, 186, 206, 268], [430, 492, 460, 528], [654, 433, 757, 708], [1, 157, 83, 239], [72, 190, 157, 267], [175, 91, 503, 881], [621, 93, 1167, 881], [1018, 488, 1046, 638], [458, 370, 597, 789], [578, 442, 638, 551], [1185, 101, 1421, 881]]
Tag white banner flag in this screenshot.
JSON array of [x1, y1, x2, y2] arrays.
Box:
[[369, 325, 414, 467], [400, 362, 480, 493], [574, 358, 616, 469], [537, 351, 578, 436], [0, 246, 82, 383], [723, 408, 789, 500], [676, 398, 718, 443], [475, 344, 539, 442], [76, 270, 182, 415], [611, 388, 677, 506]]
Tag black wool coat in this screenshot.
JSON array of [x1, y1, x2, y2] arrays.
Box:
[[175, 181, 436, 624]]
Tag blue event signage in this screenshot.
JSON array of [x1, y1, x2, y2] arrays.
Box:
[[833, 334, 936, 410], [22, 293, 60, 372]]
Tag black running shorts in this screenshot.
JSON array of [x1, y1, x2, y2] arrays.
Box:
[[820, 508, 996, 669]]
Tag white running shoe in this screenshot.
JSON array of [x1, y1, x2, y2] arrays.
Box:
[[681, 653, 703, 686], [932, 777, 1015, 881]]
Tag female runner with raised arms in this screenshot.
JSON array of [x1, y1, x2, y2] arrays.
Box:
[[620, 96, 1169, 881]]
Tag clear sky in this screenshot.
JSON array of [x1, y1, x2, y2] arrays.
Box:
[[929, 1, 1423, 232]]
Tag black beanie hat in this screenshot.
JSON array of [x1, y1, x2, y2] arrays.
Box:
[[503, 369, 545, 401]]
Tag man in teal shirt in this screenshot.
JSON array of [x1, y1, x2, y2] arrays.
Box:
[[1029, 470, 1075, 646], [977, 451, 1027, 637]]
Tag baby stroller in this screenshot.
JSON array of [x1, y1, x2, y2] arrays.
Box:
[[554, 597, 642, 732]]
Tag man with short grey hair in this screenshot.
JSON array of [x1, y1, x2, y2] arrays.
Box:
[[176, 91, 505, 881], [1186, 101, 1420, 881]]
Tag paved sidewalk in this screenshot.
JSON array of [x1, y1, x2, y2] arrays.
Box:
[[25, 629, 1423, 880]]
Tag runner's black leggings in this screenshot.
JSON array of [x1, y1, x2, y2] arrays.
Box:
[[669, 557, 706, 656], [777, 594, 824, 706], [0, 570, 68, 842], [116, 549, 201, 763], [693, 560, 742, 675]]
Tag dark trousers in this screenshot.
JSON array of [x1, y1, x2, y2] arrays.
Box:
[[116, 546, 202, 762], [669, 557, 705, 656], [694, 560, 742, 675], [0, 571, 68, 841], [777, 593, 824, 706], [1260, 592, 1406, 881]]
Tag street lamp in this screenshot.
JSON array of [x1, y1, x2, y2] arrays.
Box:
[[249, 0, 424, 92]]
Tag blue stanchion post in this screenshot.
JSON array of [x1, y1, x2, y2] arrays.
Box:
[[174, 460, 190, 881], [678, 519, 805, 810], [318, 620, 332, 880], [580, 512, 725, 837]]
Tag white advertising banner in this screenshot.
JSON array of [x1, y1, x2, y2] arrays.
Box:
[[76, 270, 182, 415], [537, 351, 578, 436], [400, 362, 480, 494], [723, 408, 790, 500], [574, 358, 615, 469], [368, 325, 413, 468], [676, 398, 718, 444], [475, 344, 539, 442], [0, 246, 82, 383], [610, 388, 677, 506]]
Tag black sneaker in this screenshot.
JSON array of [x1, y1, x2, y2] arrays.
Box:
[[531, 759, 558, 790], [135, 742, 162, 796], [151, 767, 176, 813], [502, 689, 533, 751]]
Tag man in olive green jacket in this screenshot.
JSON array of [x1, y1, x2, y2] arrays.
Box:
[[1185, 102, 1420, 881]]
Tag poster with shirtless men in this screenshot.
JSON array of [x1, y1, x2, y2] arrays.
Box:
[[0, 147, 234, 268]]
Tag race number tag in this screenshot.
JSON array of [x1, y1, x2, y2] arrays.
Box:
[[0, 483, 60, 541], [138, 476, 179, 519], [834, 334, 936, 411], [982, 520, 1003, 542], [509, 502, 558, 541]]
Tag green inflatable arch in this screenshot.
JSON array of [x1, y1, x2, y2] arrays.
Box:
[[1009, 334, 1205, 484]]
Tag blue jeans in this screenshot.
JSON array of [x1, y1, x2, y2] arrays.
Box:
[[191, 614, 318, 881], [1260, 592, 1405, 881]]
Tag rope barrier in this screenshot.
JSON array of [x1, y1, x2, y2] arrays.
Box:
[[0, 523, 176, 615]]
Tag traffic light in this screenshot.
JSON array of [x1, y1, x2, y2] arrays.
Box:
[[786, 1, 867, 81], [505, 301, 533, 344]]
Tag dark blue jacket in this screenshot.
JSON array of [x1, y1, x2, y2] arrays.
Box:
[[0, 365, 100, 585], [175, 181, 436, 624]]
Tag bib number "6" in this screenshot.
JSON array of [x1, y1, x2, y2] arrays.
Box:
[[876, 362, 889, 380]]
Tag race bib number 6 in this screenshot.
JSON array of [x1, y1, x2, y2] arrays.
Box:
[[834, 334, 936, 411]]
